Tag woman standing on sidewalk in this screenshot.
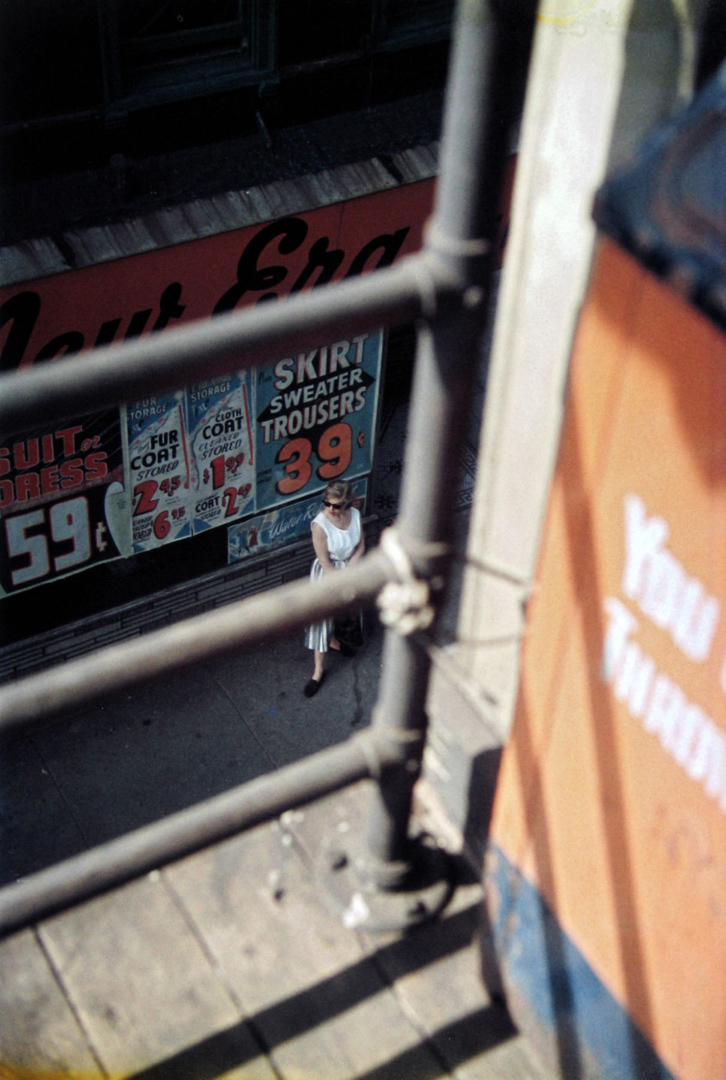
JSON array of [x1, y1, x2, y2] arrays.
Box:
[[303, 480, 364, 697]]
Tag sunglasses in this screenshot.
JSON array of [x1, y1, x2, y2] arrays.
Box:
[[323, 499, 349, 509]]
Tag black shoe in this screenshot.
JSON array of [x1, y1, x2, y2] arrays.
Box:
[[304, 674, 325, 697]]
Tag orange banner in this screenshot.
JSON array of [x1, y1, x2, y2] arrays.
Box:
[[491, 237, 726, 1080]]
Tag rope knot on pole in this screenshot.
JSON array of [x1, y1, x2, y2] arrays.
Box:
[[377, 528, 436, 636]]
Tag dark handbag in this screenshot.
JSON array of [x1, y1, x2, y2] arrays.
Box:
[[334, 613, 363, 648]]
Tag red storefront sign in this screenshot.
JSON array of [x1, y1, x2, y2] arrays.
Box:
[[0, 180, 436, 372]]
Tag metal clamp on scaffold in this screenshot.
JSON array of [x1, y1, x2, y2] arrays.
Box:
[[376, 528, 435, 636]]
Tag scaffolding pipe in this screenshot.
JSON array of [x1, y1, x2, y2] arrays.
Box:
[[0, 729, 400, 939], [0, 257, 446, 438], [0, 0, 540, 934], [365, 0, 537, 869], [0, 548, 395, 735]]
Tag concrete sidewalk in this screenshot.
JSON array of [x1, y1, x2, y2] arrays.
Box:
[[0, 614, 387, 886], [0, 303, 491, 886], [0, 504, 474, 888]]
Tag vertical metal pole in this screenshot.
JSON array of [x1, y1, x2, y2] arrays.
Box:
[[365, 0, 538, 872]]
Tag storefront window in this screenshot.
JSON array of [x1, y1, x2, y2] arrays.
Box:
[[108, 1, 271, 101], [377, 0, 454, 48]]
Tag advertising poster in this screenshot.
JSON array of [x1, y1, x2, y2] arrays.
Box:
[[0, 410, 127, 594], [0, 167, 519, 596], [254, 330, 383, 511], [127, 392, 192, 552], [228, 479, 367, 564], [186, 373, 255, 533]]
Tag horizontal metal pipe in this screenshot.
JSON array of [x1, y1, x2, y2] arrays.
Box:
[[0, 730, 388, 939], [0, 258, 436, 437], [0, 548, 393, 735]]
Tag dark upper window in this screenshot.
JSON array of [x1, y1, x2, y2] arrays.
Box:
[[375, 0, 454, 49], [104, 0, 274, 106], [277, 0, 454, 67]]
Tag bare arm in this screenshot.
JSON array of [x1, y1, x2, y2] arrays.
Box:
[[312, 522, 336, 572], [348, 529, 365, 566]]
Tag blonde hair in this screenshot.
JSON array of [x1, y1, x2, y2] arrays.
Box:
[[324, 479, 353, 505]]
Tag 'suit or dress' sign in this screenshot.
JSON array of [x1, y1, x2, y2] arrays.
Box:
[[0, 411, 126, 591]]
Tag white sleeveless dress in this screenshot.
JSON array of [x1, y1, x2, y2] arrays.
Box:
[[304, 507, 361, 652]]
